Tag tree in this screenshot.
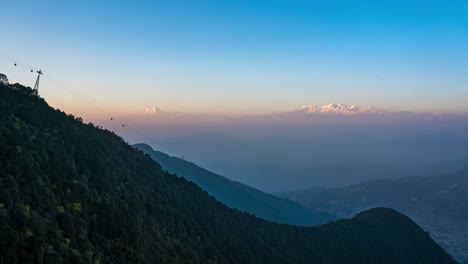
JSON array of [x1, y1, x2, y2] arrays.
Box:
[[0, 73, 8, 85]]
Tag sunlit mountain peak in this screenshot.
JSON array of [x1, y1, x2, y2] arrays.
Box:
[[144, 106, 165, 115], [296, 103, 385, 115]]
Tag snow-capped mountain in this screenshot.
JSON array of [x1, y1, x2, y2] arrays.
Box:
[[141, 106, 181, 117], [292, 104, 385, 115], [144, 106, 167, 115]]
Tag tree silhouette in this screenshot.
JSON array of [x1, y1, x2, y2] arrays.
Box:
[[0, 73, 8, 85]]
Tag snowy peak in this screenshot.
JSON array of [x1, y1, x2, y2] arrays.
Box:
[[144, 106, 165, 115], [141, 106, 182, 117], [295, 104, 384, 115]]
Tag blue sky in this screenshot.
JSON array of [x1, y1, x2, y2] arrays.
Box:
[[1, 0, 468, 116]]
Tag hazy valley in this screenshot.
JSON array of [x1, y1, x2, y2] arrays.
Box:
[[0, 78, 457, 263], [282, 169, 468, 263], [2, 1, 467, 262]]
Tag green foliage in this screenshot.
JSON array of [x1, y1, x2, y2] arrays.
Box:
[[0, 82, 456, 264]]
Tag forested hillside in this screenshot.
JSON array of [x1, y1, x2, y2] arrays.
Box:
[[0, 81, 455, 263], [281, 169, 468, 263], [134, 143, 335, 226]]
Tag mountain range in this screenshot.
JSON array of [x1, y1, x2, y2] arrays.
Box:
[[0, 80, 456, 263], [138, 103, 468, 118], [291, 104, 385, 115], [281, 168, 468, 263], [133, 143, 335, 226]]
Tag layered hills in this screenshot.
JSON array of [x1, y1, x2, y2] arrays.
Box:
[[133, 143, 335, 226], [281, 169, 468, 263], [0, 81, 455, 263]]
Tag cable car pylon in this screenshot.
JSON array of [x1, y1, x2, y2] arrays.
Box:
[[34, 70, 43, 95]]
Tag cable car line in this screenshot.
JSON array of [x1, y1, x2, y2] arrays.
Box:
[[1, 53, 156, 144]]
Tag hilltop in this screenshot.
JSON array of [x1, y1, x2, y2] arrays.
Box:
[[281, 169, 468, 263], [0, 80, 455, 263]]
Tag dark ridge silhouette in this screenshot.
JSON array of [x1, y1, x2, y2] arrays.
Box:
[[133, 143, 336, 226], [281, 169, 468, 263], [0, 80, 455, 263]]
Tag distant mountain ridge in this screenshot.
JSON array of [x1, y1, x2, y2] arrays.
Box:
[[281, 168, 468, 263], [133, 143, 336, 226], [293, 103, 385, 115], [0, 78, 456, 263], [0, 78, 454, 264]]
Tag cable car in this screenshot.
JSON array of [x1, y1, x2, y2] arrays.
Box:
[[122, 124, 125, 127], [31, 69, 33, 72], [14, 63, 17, 66], [110, 117, 113, 121]]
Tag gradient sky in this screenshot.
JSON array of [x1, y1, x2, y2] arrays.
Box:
[[1, 0, 468, 118]]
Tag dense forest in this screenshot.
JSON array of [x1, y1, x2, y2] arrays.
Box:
[[0, 80, 455, 263]]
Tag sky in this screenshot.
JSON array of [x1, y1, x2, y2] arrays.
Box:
[[1, 0, 468, 118]]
